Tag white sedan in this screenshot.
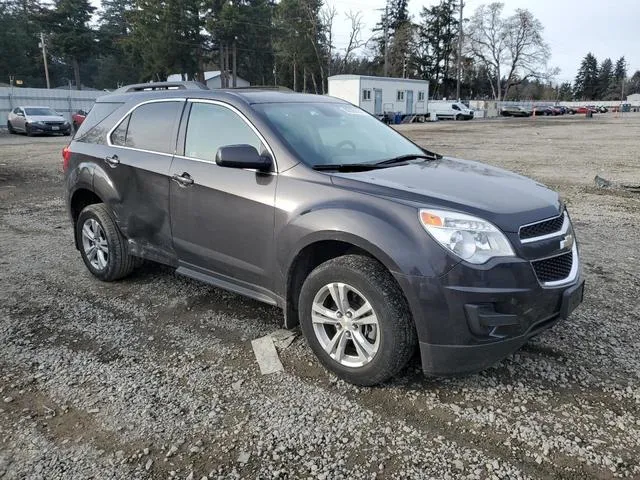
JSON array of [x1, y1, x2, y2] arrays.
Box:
[[7, 106, 71, 136]]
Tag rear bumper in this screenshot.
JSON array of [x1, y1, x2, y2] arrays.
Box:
[[394, 258, 585, 376]]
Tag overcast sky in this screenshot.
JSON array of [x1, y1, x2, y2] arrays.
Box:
[[328, 0, 639, 82]]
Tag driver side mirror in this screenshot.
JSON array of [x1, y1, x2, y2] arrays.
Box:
[[216, 145, 272, 172]]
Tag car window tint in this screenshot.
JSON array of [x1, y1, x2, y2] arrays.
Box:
[[185, 103, 263, 161], [110, 115, 130, 146], [126, 101, 181, 154], [77, 102, 124, 139]]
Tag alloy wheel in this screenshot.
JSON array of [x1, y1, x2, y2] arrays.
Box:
[[81, 218, 109, 270], [311, 282, 380, 368]]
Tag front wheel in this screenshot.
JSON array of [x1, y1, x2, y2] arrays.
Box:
[[26, 124, 34, 136], [7, 121, 15, 134], [76, 203, 138, 281], [299, 255, 417, 386]]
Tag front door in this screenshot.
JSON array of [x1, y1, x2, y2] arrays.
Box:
[[374, 89, 383, 115], [406, 90, 414, 114], [169, 100, 277, 291]]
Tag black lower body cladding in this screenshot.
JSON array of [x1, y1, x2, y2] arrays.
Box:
[[394, 257, 585, 376]]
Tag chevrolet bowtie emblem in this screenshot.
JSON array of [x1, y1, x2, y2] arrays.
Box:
[[560, 233, 574, 251]]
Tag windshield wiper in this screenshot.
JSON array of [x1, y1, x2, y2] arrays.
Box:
[[375, 151, 441, 166]]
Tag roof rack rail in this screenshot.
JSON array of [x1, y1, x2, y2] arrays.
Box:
[[114, 81, 209, 93], [224, 85, 293, 91]]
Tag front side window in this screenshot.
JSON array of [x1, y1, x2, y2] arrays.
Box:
[[452, 104, 460, 111], [397, 91, 405, 101], [124, 101, 182, 154], [184, 102, 263, 161], [255, 102, 424, 167]]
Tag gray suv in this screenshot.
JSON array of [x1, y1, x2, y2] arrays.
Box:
[[63, 82, 584, 386]]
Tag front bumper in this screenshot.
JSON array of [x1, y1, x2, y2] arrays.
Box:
[[394, 257, 584, 376], [30, 123, 70, 134]]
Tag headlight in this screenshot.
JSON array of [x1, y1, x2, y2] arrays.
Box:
[[419, 209, 515, 264]]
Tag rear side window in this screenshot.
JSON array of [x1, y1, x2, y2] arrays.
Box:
[[184, 102, 263, 161], [75, 102, 123, 138], [125, 101, 182, 154]]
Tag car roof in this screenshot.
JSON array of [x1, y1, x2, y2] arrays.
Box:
[[98, 88, 346, 106], [19, 106, 55, 109]]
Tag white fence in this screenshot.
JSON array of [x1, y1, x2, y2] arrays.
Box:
[[0, 87, 108, 127]]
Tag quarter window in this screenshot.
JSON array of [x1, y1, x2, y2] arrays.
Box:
[[184, 102, 263, 162], [397, 91, 405, 101], [119, 101, 182, 153], [110, 115, 129, 146], [362, 89, 372, 101]]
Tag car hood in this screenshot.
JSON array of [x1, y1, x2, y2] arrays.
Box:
[[27, 115, 66, 123], [329, 157, 562, 233]]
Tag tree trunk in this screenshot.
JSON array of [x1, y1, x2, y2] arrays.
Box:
[[292, 59, 297, 92], [311, 72, 318, 94], [303, 66, 307, 92], [72, 57, 81, 90]]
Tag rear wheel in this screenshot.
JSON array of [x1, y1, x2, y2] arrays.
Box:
[[299, 254, 417, 386], [76, 203, 138, 281]]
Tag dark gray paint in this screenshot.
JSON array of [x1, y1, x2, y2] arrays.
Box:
[[64, 88, 583, 376]]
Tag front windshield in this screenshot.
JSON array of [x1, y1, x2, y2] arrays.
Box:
[[254, 102, 424, 166], [25, 107, 57, 116]]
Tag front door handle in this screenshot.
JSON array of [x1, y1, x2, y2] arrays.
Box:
[[105, 155, 120, 167], [172, 172, 194, 187]]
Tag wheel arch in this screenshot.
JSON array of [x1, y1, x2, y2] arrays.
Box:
[[283, 233, 404, 329], [70, 188, 104, 249]]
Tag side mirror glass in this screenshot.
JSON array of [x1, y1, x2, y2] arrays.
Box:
[[216, 145, 271, 171]]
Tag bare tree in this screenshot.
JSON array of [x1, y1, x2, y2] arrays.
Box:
[[340, 11, 366, 72], [321, 5, 337, 77], [466, 3, 550, 101]]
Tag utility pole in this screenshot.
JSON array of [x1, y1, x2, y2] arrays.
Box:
[[219, 45, 225, 88], [232, 37, 237, 88], [383, 3, 389, 77], [456, 1, 464, 101], [40, 32, 51, 89]]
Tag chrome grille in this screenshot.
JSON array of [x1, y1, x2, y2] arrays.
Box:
[[520, 212, 565, 240]]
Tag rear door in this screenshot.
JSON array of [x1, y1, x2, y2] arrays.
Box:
[[169, 100, 277, 292], [101, 99, 184, 259]]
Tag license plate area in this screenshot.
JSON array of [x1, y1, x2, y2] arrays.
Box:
[[51, 126, 59, 131], [560, 280, 584, 319]]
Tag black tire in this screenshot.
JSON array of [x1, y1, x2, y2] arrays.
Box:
[[76, 203, 137, 281], [26, 124, 33, 136], [7, 121, 15, 134], [298, 254, 417, 386]]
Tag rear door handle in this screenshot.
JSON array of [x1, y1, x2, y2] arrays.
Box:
[[105, 155, 120, 167], [172, 172, 194, 187]]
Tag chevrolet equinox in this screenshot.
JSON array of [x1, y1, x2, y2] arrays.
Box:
[[63, 82, 584, 386]]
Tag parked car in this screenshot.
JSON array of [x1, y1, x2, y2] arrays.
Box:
[[72, 109, 88, 131], [597, 106, 608, 113], [565, 107, 576, 114], [7, 106, 71, 136], [533, 105, 554, 116], [63, 82, 584, 386], [500, 106, 531, 117], [574, 106, 597, 115], [429, 102, 474, 121]]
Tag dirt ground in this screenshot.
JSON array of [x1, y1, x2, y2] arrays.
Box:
[[1, 114, 639, 479]]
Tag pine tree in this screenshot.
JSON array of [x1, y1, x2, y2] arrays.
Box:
[[45, 0, 96, 89], [558, 82, 573, 101], [597, 58, 613, 99], [574, 53, 598, 100], [374, 0, 412, 77]]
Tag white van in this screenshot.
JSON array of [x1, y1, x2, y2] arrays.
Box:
[[428, 101, 474, 121]]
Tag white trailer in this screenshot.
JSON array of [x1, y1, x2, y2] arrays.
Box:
[[327, 75, 429, 122]]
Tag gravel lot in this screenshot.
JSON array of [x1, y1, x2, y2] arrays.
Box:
[[1, 114, 639, 479]]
